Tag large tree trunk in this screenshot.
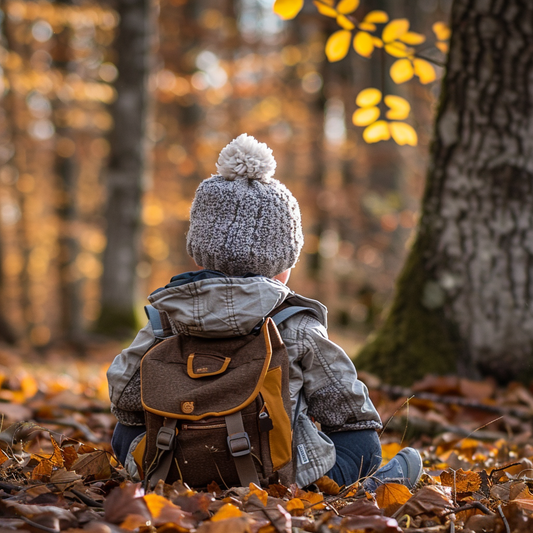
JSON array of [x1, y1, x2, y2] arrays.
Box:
[[97, 0, 154, 336], [357, 0, 533, 384]]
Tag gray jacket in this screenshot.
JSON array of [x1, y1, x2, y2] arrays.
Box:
[[107, 276, 382, 487]]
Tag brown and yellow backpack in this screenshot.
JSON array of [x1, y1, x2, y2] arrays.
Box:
[[133, 303, 313, 490]]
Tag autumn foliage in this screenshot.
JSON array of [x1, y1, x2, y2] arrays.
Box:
[[0, 360, 531, 532]]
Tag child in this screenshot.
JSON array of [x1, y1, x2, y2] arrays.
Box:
[[107, 133, 422, 490]]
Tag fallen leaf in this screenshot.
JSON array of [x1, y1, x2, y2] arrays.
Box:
[[314, 475, 341, 495], [393, 485, 453, 520], [440, 468, 482, 493], [375, 483, 412, 516], [211, 503, 243, 521]]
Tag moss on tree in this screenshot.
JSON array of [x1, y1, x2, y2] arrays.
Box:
[[355, 236, 459, 386]]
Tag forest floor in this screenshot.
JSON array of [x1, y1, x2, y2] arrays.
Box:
[[0, 342, 531, 533]]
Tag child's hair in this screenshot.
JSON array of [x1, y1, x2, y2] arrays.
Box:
[[186, 133, 303, 278]]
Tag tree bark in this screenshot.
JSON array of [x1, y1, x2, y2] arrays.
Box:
[[97, 0, 154, 336], [357, 0, 533, 384]]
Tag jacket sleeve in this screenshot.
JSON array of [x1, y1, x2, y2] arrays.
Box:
[[107, 321, 155, 426], [290, 314, 382, 433]]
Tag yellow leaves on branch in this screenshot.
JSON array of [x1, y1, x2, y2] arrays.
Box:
[[353, 31, 374, 58], [433, 21, 451, 54], [336, 0, 359, 14], [384, 95, 410, 120], [353, 88, 417, 146], [363, 121, 390, 143], [433, 21, 451, 41], [313, 1, 337, 17], [352, 107, 380, 126], [382, 18, 410, 44], [413, 58, 437, 84], [390, 59, 414, 84], [390, 57, 435, 85], [363, 121, 417, 146], [356, 88, 382, 107], [363, 10, 389, 24], [325, 30, 351, 62], [273, 0, 304, 20], [389, 122, 418, 146]]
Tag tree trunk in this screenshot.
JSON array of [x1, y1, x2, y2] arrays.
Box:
[[97, 0, 154, 336], [357, 0, 533, 384], [54, 0, 83, 343]]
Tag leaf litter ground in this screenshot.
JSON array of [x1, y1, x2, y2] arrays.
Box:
[[0, 347, 532, 532]]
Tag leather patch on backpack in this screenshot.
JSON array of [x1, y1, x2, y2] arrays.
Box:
[[187, 354, 231, 378], [181, 401, 195, 414]]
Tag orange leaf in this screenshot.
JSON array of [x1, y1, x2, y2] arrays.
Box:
[[211, 503, 243, 522], [440, 469, 482, 493], [32, 459, 53, 481], [375, 483, 412, 516], [246, 483, 268, 506], [314, 475, 341, 495], [286, 498, 305, 512], [61, 446, 78, 470]]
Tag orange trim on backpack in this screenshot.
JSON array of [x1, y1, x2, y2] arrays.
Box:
[[141, 318, 274, 420], [260, 366, 292, 471], [131, 433, 147, 479], [186, 353, 231, 379]]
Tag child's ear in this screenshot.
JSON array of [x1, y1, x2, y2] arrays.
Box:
[[273, 269, 291, 285]]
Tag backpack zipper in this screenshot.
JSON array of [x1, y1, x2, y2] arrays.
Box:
[[181, 422, 226, 430]]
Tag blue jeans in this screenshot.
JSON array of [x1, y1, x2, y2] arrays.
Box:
[[111, 423, 381, 486], [325, 429, 382, 486]]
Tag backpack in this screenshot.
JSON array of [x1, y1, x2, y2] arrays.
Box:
[[134, 302, 315, 490]]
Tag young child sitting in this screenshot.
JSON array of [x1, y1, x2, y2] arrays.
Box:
[[107, 133, 422, 490]]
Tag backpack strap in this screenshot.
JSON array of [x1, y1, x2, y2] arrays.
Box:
[[271, 305, 318, 327], [145, 417, 178, 489], [145, 305, 173, 339], [225, 412, 260, 487]]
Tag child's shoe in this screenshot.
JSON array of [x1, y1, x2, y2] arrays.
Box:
[[363, 447, 423, 492]]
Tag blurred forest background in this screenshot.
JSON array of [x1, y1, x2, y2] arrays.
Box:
[[0, 0, 450, 354]]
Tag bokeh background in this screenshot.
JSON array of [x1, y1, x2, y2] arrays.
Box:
[[0, 0, 450, 353]]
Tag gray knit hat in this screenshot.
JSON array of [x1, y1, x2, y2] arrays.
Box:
[[186, 133, 303, 278]]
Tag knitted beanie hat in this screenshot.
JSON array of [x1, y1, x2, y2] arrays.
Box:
[[186, 133, 303, 278]]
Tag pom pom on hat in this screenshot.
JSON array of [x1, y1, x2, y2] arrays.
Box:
[[216, 133, 276, 183]]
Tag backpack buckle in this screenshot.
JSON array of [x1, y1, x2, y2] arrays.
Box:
[[156, 426, 176, 451], [227, 432, 252, 457]]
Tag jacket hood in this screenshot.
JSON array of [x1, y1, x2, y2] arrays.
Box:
[[148, 275, 290, 337], [148, 273, 326, 338]]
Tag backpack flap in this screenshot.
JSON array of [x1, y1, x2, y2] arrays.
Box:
[[140, 318, 274, 420]]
